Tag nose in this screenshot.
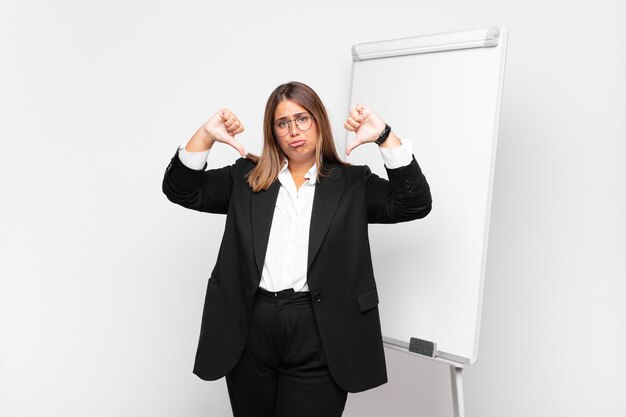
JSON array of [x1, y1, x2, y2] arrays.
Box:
[[288, 120, 299, 137]]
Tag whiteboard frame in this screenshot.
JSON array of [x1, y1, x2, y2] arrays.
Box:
[[345, 26, 508, 364], [352, 27, 501, 61]]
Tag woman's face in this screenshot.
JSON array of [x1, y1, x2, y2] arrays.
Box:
[[273, 99, 318, 167]]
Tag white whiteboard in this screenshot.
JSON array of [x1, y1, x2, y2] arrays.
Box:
[[345, 27, 508, 364]]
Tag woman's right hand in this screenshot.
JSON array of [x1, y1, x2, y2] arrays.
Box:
[[187, 109, 246, 156]]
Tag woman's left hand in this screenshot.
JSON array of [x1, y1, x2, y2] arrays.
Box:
[[344, 103, 386, 155]]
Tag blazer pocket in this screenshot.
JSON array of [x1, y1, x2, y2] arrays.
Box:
[[356, 288, 379, 313]]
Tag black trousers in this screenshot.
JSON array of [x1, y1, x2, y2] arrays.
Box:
[[225, 288, 348, 417]]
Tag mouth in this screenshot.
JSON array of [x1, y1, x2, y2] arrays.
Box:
[[289, 139, 306, 148]]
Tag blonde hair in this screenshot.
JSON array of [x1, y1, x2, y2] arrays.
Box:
[[246, 81, 348, 192]]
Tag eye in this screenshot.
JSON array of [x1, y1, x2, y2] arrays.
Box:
[[297, 116, 309, 123], [276, 120, 288, 128]]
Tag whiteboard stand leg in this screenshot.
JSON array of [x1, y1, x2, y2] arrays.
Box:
[[450, 366, 465, 417]]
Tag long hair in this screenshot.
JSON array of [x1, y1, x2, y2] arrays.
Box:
[[246, 81, 348, 192]]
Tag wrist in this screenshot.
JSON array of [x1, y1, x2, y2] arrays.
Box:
[[379, 131, 402, 149], [185, 127, 215, 152], [375, 124, 391, 146]]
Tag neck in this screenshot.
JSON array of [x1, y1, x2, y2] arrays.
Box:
[[287, 157, 316, 176], [286, 157, 316, 190]]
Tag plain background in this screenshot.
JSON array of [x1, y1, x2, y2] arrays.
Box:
[[1, 1, 624, 416]]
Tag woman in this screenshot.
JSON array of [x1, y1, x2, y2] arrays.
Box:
[[162, 81, 431, 417]]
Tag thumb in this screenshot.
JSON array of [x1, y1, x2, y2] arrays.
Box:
[[233, 141, 246, 156], [228, 139, 246, 157], [345, 139, 360, 156]]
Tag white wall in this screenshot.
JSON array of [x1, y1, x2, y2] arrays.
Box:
[[1, 1, 624, 416]]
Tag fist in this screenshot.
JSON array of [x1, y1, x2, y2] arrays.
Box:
[[202, 109, 246, 156], [344, 104, 386, 155]]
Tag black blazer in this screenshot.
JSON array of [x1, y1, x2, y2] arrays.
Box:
[[162, 151, 431, 392]]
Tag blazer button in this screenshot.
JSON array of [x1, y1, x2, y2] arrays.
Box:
[[312, 293, 322, 302]]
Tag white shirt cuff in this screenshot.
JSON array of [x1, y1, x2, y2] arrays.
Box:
[[178, 145, 210, 171], [378, 139, 413, 169]]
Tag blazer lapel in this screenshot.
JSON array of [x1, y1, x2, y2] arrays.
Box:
[[308, 165, 345, 271], [251, 180, 280, 277]]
